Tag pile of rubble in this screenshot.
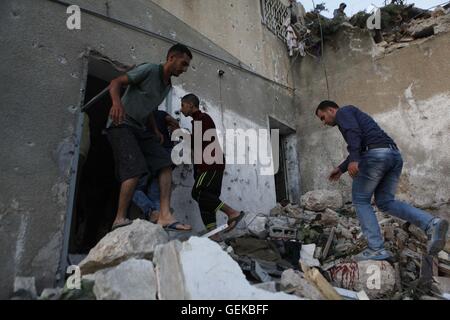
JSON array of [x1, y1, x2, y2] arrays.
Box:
[[15, 190, 449, 300], [374, 5, 450, 55], [298, 3, 450, 57]]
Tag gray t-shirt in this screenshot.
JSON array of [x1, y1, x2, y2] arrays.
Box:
[[107, 63, 172, 130]]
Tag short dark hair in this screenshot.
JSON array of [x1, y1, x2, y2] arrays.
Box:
[[181, 93, 200, 108], [167, 43, 193, 60], [315, 100, 339, 115]]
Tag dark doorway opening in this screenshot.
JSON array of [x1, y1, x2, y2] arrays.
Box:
[[269, 117, 297, 204], [68, 74, 120, 255]]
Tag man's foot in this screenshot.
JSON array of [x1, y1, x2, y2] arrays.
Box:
[[426, 218, 449, 255], [353, 248, 393, 262], [111, 218, 132, 231], [148, 210, 159, 223], [224, 211, 246, 233]]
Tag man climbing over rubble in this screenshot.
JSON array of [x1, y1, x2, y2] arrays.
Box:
[[315, 101, 448, 261], [180, 93, 245, 239], [132, 109, 180, 224], [106, 43, 192, 232]]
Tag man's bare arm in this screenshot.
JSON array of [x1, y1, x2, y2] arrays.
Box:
[[148, 112, 164, 145], [109, 74, 129, 125], [165, 114, 180, 131]]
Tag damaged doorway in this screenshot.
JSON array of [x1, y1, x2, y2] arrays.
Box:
[[66, 53, 133, 264], [269, 117, 300, 204]]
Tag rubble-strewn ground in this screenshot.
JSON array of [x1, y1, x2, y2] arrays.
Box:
[[14, 189, 449, 300]]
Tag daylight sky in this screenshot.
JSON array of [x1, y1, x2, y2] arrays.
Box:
[[300, 0, 448, 18]]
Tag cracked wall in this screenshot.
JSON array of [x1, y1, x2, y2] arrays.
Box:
[[294, 25, 450, 220]]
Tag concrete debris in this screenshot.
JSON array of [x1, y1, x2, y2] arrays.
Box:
[[247, 215, 269, 239], [90, 259, 157, 300], [280, 269, 324, 299], [253, 281, 279, 293], [38, 188, 449, 300], [300, 189, 343, 211], [79, 219, 168, 274], [12, 277, 37, 300], [300, 244, 321, 268], [154, 237, 299, 300]]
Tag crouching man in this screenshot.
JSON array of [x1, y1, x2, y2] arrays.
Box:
[[315, 100, 448, 261]]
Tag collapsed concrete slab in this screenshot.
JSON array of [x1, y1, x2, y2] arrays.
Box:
[[154, 237, 300, 300], [79, 219, 168, 274], [301, 190, 343, 211], [88, 258, 157, 300]]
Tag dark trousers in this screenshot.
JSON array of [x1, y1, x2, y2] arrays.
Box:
[[192, 170, 224, 229]]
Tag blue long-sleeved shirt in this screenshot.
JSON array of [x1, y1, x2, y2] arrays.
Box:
[[336, 105, 396, 173]]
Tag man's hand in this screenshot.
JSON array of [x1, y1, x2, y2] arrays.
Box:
[[155, 129, 164, 145], [348, 162, 359, 178], [328, 167, 342, 182], [110, 103, 125, 125]]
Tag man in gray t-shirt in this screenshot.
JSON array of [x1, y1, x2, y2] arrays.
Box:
[[107, 43, 192, 231]]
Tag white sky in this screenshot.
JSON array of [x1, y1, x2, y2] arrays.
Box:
[[300, 0, 448, 18]]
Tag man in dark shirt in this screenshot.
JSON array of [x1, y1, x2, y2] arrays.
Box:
[[316, 100, 448, 261], [180, 94, 245, 238]]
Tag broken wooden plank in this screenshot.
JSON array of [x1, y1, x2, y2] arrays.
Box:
[[300, 262, 343, 300], [322, 227, 336, 260]]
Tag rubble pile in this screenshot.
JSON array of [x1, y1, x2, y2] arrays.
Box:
[[29, 190, 449, 300], [298, 4, 450, 57], [221, 189, 450, 300]]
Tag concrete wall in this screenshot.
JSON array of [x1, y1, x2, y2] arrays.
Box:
[[294, 25, 450, 220], [151, 0, 294, 87], [0, 0, 297, 298]]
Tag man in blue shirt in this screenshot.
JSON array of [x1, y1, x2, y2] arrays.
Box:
[[316, 100, 448, 261]]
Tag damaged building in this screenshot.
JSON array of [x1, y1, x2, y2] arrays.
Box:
[[1, 0, 449, 300]]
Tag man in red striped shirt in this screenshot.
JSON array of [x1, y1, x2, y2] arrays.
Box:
[[180, 94, 245, 237]]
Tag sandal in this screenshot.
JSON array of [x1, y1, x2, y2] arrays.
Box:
[[224, 211, 246, 233]]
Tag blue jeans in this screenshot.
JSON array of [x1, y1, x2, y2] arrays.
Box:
[[132, 175, 160, 217], [352, 148, 434, 250]]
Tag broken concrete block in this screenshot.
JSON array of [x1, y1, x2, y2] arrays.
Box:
[[253, 281, 278, 293], [79, 219, 168, 274], [300, 244, 321, 268], [284, 204, 303, 218], [12, 277, 37, 300], [280, 269, 324, 299], [248, 215, 268, 239], [328, 260, 396, 299], [319, 208, 340, 226], [153, 240, 185, 300], [300, 190, 343, 211], [408, 224, 427, 242], [38, 288, 63, 300], [270, 204, 284, 216], [153, 237, 300, 300], [432, 276, 450, 295], [91, 259, 157, 300]]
